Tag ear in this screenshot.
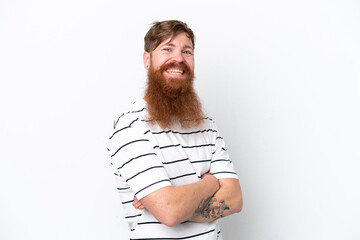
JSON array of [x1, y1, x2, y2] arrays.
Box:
[[143, 51, 150, 70]]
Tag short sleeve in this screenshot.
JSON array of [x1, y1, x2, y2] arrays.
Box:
[[209, 121, 239, 180], [108, 117, 172, 200]]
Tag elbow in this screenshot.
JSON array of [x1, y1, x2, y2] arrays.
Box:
[[233, 184, 243, 213], [144, 188, 187, 227], [233, 194, 243, 213], [159, 209, 183, 227], [153, 203, 185, 227], [162, 217, 179, 227]]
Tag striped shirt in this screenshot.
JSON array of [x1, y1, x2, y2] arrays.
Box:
[[108, 99, 238, 240]]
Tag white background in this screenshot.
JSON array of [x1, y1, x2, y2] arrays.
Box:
[[1, 0, 359, 239]]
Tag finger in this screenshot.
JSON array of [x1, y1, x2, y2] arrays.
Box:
[[134, 202, 144, 209], [133, 196, 145, 209]]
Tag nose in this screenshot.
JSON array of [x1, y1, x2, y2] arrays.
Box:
[[172, 50, 185, 62]]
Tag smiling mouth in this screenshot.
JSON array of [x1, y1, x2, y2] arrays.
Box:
[[166, 68, 184, 75]]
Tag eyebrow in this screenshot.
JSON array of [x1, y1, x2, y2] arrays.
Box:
[[183, 44, 193, 50], [160, 43, 193, 50], [162, 43, 175, 48]]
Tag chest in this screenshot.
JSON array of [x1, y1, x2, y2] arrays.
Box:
[[145, 126, 215, 186]]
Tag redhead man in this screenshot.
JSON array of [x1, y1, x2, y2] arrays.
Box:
[[108, 20, 242, 240]]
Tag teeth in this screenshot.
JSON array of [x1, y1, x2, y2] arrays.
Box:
[[166, 69, 184, 75]]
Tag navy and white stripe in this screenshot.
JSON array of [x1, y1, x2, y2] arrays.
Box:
[[108, 99, 238, 239]]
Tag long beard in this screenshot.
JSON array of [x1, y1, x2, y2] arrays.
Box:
[[144, 61, 204, 129]]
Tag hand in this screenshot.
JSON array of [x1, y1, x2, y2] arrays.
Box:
[[201, 173, 213, 179], [201, 173, 220, 191], [133, 196, 145, 210]]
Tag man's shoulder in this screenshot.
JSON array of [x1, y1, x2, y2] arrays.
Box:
[[193, 115, 222, 136], [112, 99, 147, 130], [203, 116, 215, 124], [199, 115, 216, 129]]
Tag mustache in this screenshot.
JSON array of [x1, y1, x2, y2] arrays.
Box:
[[159, 61, 191, 74]]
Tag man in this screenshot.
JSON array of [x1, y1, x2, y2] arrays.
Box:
[[108, 20, 242, 239]]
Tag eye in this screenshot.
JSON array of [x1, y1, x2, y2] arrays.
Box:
[[163, 48, 171, 52], [183, 50, 193, 55]]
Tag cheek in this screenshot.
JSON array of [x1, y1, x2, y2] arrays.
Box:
[[156, 58, 170, 69], [150, 53, 167, 68], [186, 60, 194, 71]]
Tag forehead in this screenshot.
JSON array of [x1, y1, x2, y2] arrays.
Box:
[[158, 32, 193, 48]]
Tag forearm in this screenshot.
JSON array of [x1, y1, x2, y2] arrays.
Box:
[[189, 178, 243, 223], [139, 173, 220, 226], [168, 176, 219, 223]]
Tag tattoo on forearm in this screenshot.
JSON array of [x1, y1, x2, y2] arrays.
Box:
[[200, 198, 230, 219], [193, 196, 212, 217]]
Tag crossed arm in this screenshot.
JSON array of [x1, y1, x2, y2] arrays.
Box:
[[188, 177, 242, 222], [133, 173, 242, 226]]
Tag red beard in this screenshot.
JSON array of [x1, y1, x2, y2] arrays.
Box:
[[144, 61, 204, 129]]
